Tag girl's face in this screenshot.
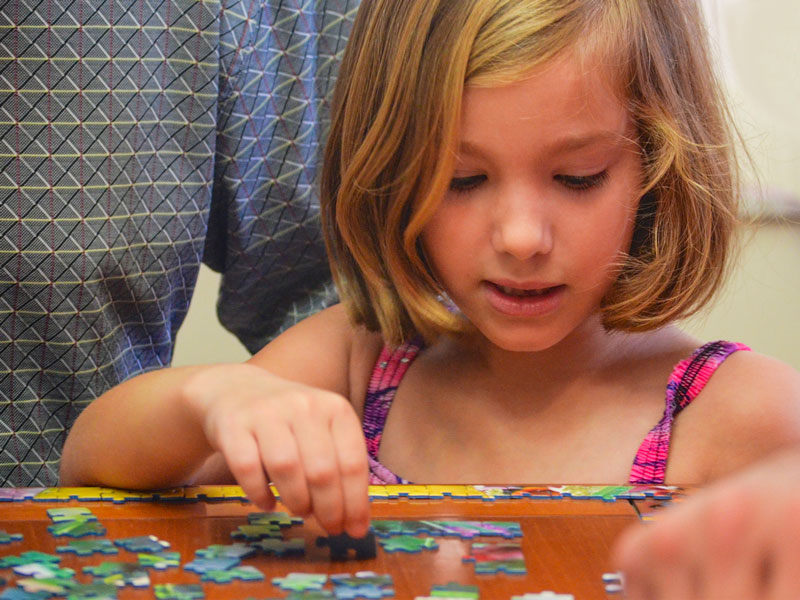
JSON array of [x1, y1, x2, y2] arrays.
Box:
[[421, 53, 642, 352]]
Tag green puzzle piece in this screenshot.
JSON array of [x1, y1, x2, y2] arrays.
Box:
[[202, 565, 265, 583], [57, 539, 118, 556], [48, 520, 106, 538], [247, 511, 304, 527], [251, 537, 305, 556], [0, 551, 61, 567], [65, 582, 118, 600], [154, 584, 204, 600], [47, 508, 97, 523], [231, 524, 282, 540], [430, 582, 480, 598], [137, 551, 180, 569], [194, 543, 256, 560], [83, 561, 150, 587], [0, 530, 23, 544], [272, 573, 328, 592], [378, 535, 438, 553]]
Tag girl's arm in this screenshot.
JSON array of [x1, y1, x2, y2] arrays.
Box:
[[60, 304, 374, 536]]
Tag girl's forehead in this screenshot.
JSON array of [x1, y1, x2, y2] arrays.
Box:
[[460, 52, 632, 138]]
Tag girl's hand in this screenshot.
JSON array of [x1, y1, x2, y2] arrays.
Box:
[[181, 363, 370, 538], [612, 448, 800, 599]]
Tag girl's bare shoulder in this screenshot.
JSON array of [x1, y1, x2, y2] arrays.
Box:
[[248, 304, 384, 410], [680, 348, 800, 477]]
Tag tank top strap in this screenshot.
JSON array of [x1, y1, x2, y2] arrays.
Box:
[[363, 336, 425, 463], [629, 340, 750, 484]]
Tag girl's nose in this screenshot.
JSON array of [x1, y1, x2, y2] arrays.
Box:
[[491, 189, 553, 261]]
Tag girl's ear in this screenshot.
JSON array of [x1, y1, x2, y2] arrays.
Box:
[[628, 190, 657, 258]]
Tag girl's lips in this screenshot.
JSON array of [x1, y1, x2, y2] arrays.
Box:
[[483, 281, 565, 317]]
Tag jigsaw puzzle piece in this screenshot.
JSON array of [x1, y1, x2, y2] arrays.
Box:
[[47, 520, 106, 538], [247, 511, 304, 528], [57, 539, 118, 556], [252, 537, 305, 556], [83, 561, 150, 587], [137, 551, 180, 569], [65, 582, 118, 600], [113, 535, 170, 553], [194, 543, 256, 560], [378, 535, 437, 553], [12, 562, 76, 579], [510, 593, 574, 600], [316, 532, 377, 560], [183, 556, 240, 574], [201, 565, 265, 583], [0, 530, 23, 544], [0, 552, 61, 567], [272, 572, 328, 592], [46, 508, 97, 523], [428, 582, 479, 598], [154, 584, 205, 600]]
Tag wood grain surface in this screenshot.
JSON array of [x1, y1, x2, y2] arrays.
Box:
[[0, 486, 664, 599]]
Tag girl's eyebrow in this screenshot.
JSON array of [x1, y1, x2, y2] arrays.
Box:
[[456, 131, 631, 160]]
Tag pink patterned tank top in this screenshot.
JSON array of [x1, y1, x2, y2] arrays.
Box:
[[363, 339, 749, 485]]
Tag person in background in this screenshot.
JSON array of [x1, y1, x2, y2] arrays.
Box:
[[0, 1, 360, 487]]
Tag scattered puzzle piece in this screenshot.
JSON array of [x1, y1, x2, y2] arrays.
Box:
[[57, 539, 118, 556], [330, 572, 394, 599], [183, 556, 240, 574], [195, 543, 256, 560], [46, 508, 97, 523], [0, 589, 53, 600], [371, 520, 521, 539], [252, 537, 305, 556], [429, 582, 479, 598], [65, 582, 118, 600], [154, 584, 204, 600], [137, 551, 180, 569], [510, 593, 574, 600], [17, 577, 77, 595], [201, 565, 265, 583], [463, 542, 526, 575], [0, 530, 23, 544], [0, 552, 61, 567], [12, 562, 76, 579], [378, 535, 438, 553], [272, 573, 328, 592], [602, 572, 625, 594], [316, 532, 377, 560], [113, 535, 170, 553], [83, 561, 150, 587], [231, 523, 283, 540], [47, 520, 106, 538], [248, 511, 304, 527]]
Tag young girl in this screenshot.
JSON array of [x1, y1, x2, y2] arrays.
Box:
[[61, 0, 800, 543]]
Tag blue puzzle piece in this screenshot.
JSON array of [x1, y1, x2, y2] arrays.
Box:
[[113, 535, 169, 553], [183, 556, 240, 574], [0, 589, 52, 600], [47, 508, 97, 523], [332, 585, 394, 599], [137, 551, 180, 569], [0, 552, 61, 567], [252, 537, 305, 556], [57, 539, 118, 556], [0, 530, 23, 544], [194, 543, 256, 560], [201, 565, 264, 583]]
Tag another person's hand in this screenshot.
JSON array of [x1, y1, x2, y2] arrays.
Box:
[[612, 447, 800, 599], [182, 363, 370, 537]]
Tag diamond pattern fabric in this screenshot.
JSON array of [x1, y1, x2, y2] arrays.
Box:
[[0, 0, 358, 486]]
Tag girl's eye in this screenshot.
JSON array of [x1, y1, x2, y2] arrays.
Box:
[[555, 171, 608, 191], [449, 174, 486, 194]]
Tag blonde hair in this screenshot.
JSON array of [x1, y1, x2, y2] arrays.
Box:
[[321, 0, 741, 345]]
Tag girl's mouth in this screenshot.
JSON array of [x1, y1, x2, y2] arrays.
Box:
[[484, 282, 565, 317]]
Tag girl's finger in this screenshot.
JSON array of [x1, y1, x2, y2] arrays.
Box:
[[330, 408, 370, 538], [256, 420, 311, 518], [217, 431, 275, 510], [293, 415, 346, 534]]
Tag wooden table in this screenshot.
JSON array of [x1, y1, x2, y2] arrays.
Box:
[[0, 485, 680, 599]]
